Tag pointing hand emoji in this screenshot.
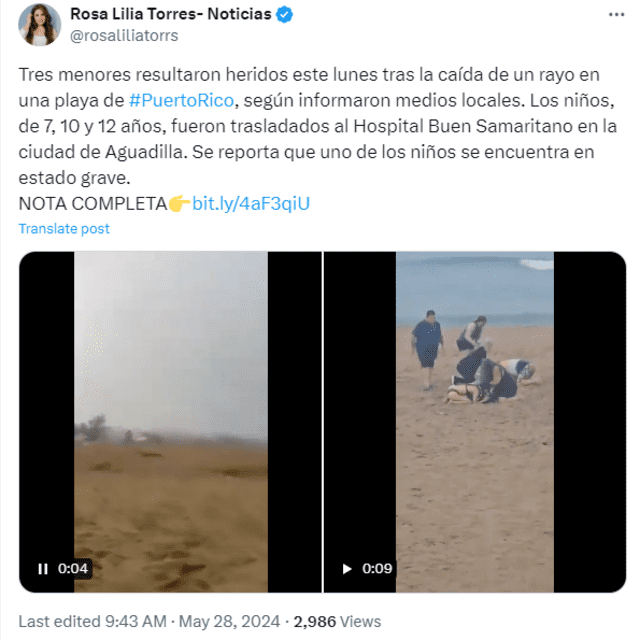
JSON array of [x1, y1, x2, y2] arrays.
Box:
[[169, 195, 191, 212]]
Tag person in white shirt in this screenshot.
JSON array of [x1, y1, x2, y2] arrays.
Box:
[[20, 5, 58, 46], [499, 359, 540, 384]]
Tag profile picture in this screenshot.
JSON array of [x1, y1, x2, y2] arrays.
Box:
[[19, 4, 60, 46]]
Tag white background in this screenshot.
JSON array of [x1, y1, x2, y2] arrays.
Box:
[[1, 1, 636, 638]]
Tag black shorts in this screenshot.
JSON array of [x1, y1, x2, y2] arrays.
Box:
[[456, 337, 474, 352], [417, 344, 438, 368]]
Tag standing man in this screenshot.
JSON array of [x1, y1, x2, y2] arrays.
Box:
[[411, 310, 445, 391]]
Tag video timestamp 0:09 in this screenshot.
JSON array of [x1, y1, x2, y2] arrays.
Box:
[[362, 563, 394, 574]]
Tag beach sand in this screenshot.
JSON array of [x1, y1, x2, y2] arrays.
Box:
[[396, 326, 554, 592], [74, 442, 268, 592]]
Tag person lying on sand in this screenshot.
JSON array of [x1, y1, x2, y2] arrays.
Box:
[[499, 359, 541, 385], [444, 359, 518, 404]]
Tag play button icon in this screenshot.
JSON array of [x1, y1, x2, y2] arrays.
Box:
[[343, 564, 352, 575]]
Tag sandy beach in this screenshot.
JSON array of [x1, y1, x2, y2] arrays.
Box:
[[74, 442, 268, 592], [396, 325, 554, 592]]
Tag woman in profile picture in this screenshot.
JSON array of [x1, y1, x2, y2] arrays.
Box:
[[21, 4, 58, 45]]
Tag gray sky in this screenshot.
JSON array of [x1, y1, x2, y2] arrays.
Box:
[[74, 252, 267, 440]]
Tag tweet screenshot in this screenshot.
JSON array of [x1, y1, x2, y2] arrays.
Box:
[[0, 0, 635, 638]]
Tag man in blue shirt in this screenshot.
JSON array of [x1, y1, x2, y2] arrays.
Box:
[[411, 310, 445, 390]]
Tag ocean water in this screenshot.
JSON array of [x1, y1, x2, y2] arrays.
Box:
[[396, 252, 554, 327]]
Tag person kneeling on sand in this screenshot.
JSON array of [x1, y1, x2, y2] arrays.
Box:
[[451, 341, 493, 385], [499, 359, 541, 385], [444, 359, 518, 404]]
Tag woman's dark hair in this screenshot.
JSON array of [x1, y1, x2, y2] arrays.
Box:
[[475, 315, 487, 324], [26, 4, 55, 45], [426, 310, 435, 317]]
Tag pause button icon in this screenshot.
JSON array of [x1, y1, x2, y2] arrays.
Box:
[[38, 563, 48, 575]]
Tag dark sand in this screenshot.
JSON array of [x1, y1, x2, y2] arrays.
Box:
[[396, 326, 554, 592], [74, 443, 267, 592]]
